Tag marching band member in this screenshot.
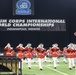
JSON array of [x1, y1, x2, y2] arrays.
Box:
[[51, 43, 60, 69], [16, 43, 24, 59], [67, 43, 75, 70], [24, 43, 33, 69], [16, 43, 24, 69], [36, 43, 46, 70], [4, 43, 15, 56]]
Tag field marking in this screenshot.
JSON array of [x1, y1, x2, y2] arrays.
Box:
[[32, 65, 38, 66], [47, 64, 59, 67], [44, 65, 68, 75]]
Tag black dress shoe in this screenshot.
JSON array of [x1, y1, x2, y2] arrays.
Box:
[[29, 67, 31, 69], [73, 66, 75, 68], [69, 68, 72, 70], [54, 67, 56, 69], [40, 69, 42, 70]]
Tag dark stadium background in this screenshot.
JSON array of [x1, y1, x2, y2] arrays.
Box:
[[0, 0, 76, 51]]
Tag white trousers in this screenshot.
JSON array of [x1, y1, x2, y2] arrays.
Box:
[[38, 58, 43, 69], [52, 57, 57, 67], [44, 56, 47, 61], [27, 58, 31, 68], [74, 58, 76, 63], [68, 58, 75, 68]]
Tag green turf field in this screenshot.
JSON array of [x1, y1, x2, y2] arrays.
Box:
[[23, 57, 76, 75]]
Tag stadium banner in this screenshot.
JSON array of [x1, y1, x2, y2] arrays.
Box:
[[13, 0, 34, 15], [0, 19, 66, 31]]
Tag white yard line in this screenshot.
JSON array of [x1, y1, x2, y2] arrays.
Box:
[[32, 64, 38, 66], [47, 64, 59, 67], [44, 65, 68, 75]]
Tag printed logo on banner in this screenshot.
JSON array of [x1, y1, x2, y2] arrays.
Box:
[[16, 0, 31, 15]]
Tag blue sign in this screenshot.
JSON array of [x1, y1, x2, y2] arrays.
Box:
[[16, 0, 31, 15]]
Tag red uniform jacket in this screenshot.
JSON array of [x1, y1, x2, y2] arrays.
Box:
[[6, 51, 12, 56], [25, 52, 32, 58], [68, 52, 75, 58], [63, 49, 68, 55], [4, 47, 15, 56], [38, 53, 45, 58], [17, 51, 24, 59], [67, 48, 75, 58], [51, 48, 59, 57], [32, 50, 37, 55]]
